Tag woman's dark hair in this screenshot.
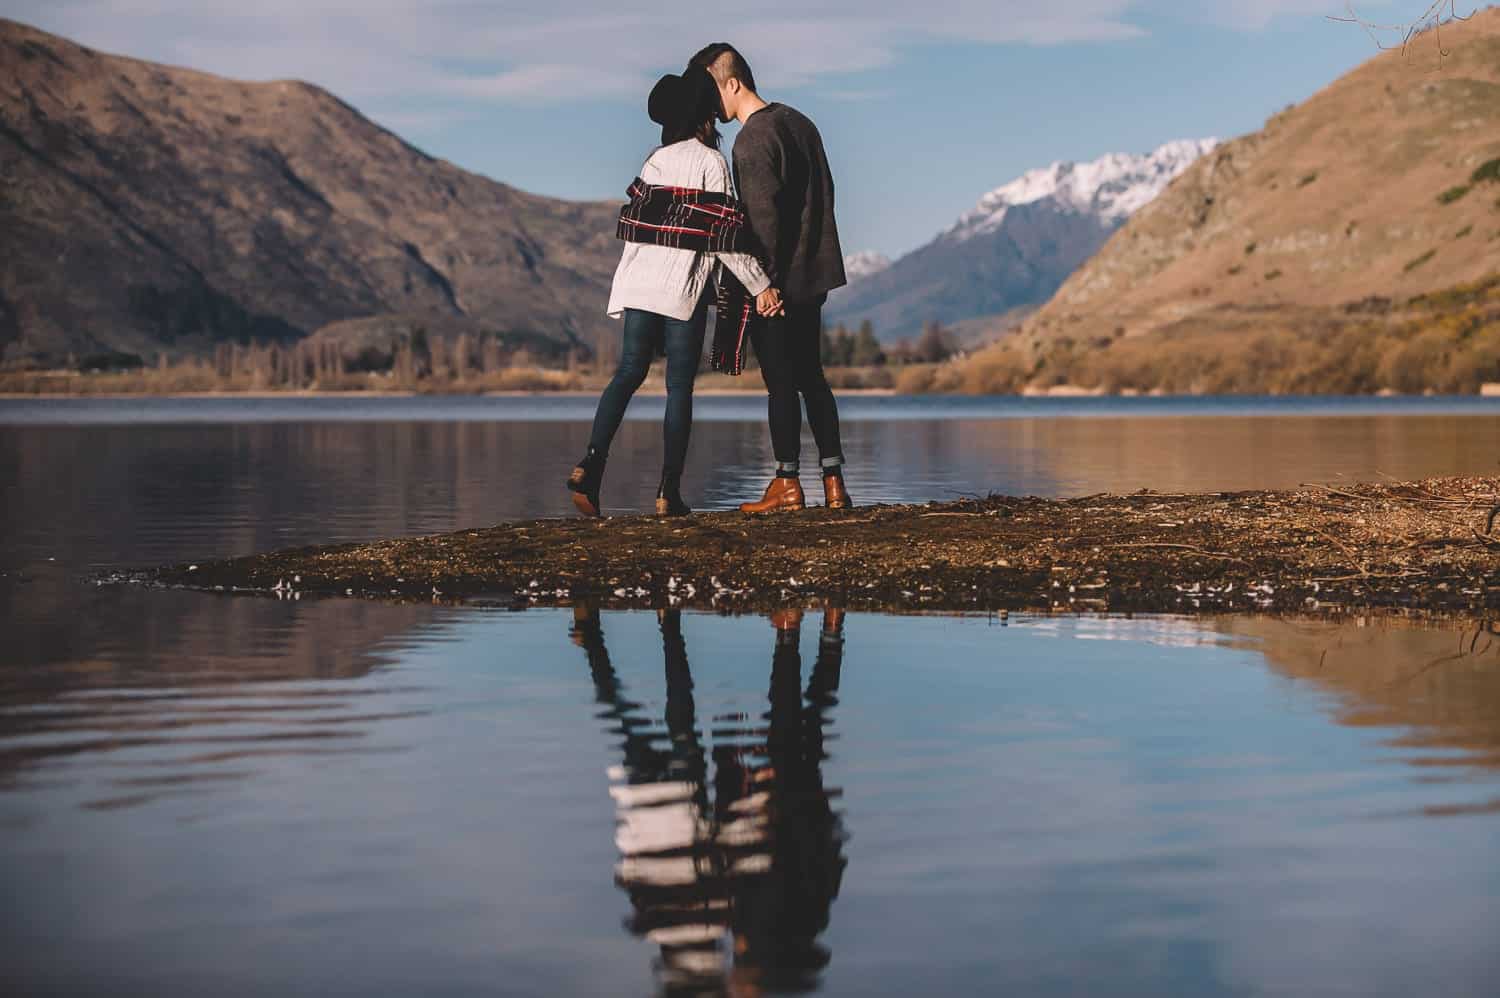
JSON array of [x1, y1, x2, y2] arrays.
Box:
[[661, 115, 720, 150], [660, 67, 721, 149]]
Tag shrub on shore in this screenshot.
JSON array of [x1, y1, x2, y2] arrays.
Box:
[[0, 360, 582, 395], [931, 274, 1500, 395]]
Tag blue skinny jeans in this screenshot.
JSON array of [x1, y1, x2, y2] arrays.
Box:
[[587, 300, 708, 482]]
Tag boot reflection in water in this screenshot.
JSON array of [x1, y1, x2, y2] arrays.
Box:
[[568, 605, 848, 993]]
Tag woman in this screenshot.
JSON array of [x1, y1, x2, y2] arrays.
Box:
[[568, 67, 775, 518]]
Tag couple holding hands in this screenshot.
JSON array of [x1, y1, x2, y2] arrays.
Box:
[[568, 43, 852, 518]]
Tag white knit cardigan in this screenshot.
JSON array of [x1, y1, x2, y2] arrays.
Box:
[[606, 140, 772, 321]]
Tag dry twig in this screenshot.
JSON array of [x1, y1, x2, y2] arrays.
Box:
[[1110, 542, 1249, 565], [1328, 1, 1476, 57]]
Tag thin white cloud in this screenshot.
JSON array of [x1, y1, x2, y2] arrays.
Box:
[[7, 1, 1349, 106], [819, 88, 900, 102]]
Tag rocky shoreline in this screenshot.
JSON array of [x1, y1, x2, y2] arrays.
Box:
[[133, 477, 1500, 616]]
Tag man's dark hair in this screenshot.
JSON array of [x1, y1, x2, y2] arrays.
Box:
[[689, 42, 756, 94]]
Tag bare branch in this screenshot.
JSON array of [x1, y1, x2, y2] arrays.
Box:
[[1328, 1, 1477, 57]]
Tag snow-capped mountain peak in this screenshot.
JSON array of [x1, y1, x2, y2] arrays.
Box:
[[945, 138, 1218, 242], [844, 251, 892, 282]]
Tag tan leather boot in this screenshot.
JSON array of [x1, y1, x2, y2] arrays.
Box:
[[822, 473, 853, 510], [740, 476, 805, 513]]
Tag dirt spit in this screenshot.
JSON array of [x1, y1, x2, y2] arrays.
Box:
[[141, 477, 1500, 615]]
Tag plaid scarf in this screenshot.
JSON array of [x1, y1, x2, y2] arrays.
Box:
[[616, 177, 761, 375]]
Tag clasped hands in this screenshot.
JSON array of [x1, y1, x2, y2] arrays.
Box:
[[755, 287, 786, 318]]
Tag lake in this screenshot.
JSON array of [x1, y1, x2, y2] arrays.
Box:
[[3, 395, 1499, 996]]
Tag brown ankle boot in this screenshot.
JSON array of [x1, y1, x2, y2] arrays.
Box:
[[654, 476, 690, 517], [567, 450, 604, 518], [823, 473, 853, 510], [740, 476, 806, 514]]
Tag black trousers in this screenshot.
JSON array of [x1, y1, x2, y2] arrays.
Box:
[[750, 301, 844, 467]]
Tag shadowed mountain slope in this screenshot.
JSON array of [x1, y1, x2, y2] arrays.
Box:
[[0, 18, 621, 366]]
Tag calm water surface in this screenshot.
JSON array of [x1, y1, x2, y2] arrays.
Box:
[[3, 395, 1498, 568], [2, 396, 1499, 996]]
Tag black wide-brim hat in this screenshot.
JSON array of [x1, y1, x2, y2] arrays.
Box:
[[648, 66, 718, 129]]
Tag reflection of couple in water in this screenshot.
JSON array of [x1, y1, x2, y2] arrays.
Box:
[[570, 606, 848, 994]]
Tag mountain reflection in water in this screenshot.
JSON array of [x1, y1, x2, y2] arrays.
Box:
[[573, 606, 847, 993], [0, 586, 437, 805], [1212, 615, 1500, 794]]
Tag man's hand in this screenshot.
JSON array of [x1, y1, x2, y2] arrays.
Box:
[[756, 287, 785, 318]]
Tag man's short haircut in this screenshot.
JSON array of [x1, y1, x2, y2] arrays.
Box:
[[689, 43, 756, 94]]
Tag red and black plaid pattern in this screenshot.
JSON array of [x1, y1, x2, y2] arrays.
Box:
[[617, 178, 763, 375], [709, 277, 755, 376], [617, 178, 750, 250]]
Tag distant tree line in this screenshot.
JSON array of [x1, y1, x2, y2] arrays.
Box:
[[73, 351, 147, 373], [5, 328, 587, 394], [18, 313, 967, 394], [820, 319, 958, 367], [51, 317, 957, 386], [204, 328, 584, 390]]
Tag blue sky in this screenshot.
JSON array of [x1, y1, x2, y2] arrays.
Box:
[[10, 1, 1434, 256]]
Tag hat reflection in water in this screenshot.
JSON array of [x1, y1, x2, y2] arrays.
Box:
[[570, 606, 848, 991]]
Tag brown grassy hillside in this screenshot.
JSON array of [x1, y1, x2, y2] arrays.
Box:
[[0, 19, 620, 367], [934, 7, 1500, 394]]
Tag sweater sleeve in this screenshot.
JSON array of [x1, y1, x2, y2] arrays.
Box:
[[705, 152, 771, 296], [731, 124, 784, 287]]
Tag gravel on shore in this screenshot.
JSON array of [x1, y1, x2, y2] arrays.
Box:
[[140, 477, 1500, 615]]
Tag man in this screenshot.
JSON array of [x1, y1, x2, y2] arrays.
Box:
[[690, 43, 853, 513]]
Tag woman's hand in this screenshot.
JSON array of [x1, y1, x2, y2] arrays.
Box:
[[756, 287, 786, 318]]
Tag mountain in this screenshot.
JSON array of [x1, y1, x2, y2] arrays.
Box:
[[0, 18, 621, 367], [842, 251, 891, 283], [827, 139, 1216, 340], [943, 7, 1500, 393], [943, 139, 1219, 241]]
